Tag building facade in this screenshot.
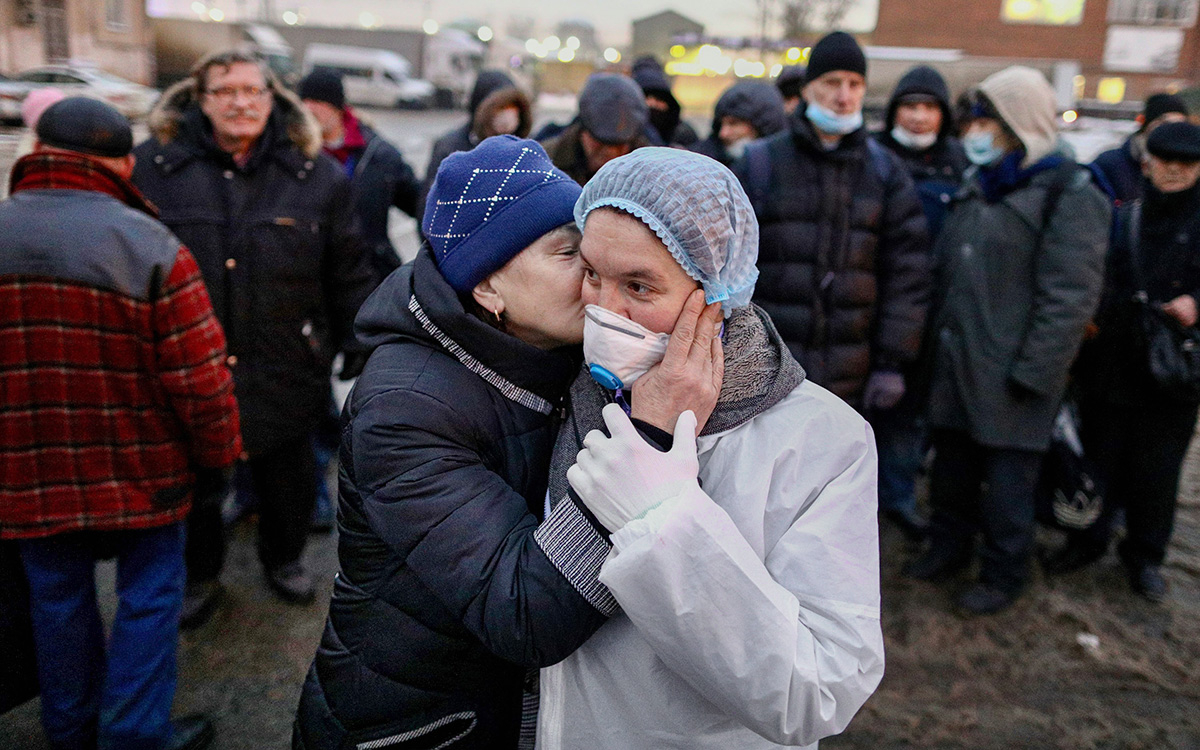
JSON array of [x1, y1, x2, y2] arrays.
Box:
[[869, 0, 1200, 104], [631, 10, 704, 61], [1, 0, 153, 83]]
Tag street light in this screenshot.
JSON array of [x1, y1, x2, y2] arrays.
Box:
[[208, 7, 224, 21], [544, 35, 561, 51], [558, 49, 575, 63], [282, 10, 298, 25], [423, 19, 439, 34], [477, 25, 493, 42], [603, 47, 621, 63], [566, 36, 580, 50]]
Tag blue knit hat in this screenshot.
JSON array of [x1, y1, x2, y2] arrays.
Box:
[[423, 135, 582, 293]]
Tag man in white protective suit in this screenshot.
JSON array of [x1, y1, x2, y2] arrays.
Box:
[[532, 147, 885, 749]]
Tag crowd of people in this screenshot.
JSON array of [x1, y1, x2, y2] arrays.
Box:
[[2, 26, 1200, 750]]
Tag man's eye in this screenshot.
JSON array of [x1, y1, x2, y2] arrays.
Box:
[[583, 267, 598, 281], [628, 282, 650, 296]]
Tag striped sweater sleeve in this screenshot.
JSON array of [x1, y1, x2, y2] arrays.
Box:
[[153, 246, 242, 468]]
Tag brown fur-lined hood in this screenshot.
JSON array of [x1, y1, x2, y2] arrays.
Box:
[[471, 86, 533, 143], [148, 76, 322, 159]]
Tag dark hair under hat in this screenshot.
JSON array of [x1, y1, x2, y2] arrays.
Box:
[[776, 65, 806, 99], [805, 31, 866, 84], [297, 69, 345, 110], [1143, 92, 1189, 128], [578, 73, 649, 145], [1146, 120, 1200, 162], [36, 96, 132, 158]]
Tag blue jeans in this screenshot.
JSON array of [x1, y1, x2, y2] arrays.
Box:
[[19, 522, 185, 750]]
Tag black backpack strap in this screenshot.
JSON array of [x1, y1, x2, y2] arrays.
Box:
[[866, 137, 895, 186], [743, 139, 773, 212]]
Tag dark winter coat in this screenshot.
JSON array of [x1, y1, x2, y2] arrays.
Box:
[[420, 72, 527, 216], [1075, 182, 1200, 405], [1090, 136, 1146, 204], [293, 249, 614, 750], [132, 81, 375, 456], [877, 65, 968, 240], [736, 114, 931, 405], [346, 120, 420, 280], [690, 80, 788, 167], [542, 121, 656, 186], [927, 154, 1110, 451]]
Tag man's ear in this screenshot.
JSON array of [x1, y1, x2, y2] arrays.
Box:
[[114, 153, 136, 179], [471, 275, 505, 317]]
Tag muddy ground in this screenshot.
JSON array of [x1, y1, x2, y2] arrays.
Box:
[[4, 441, 1200, 750]]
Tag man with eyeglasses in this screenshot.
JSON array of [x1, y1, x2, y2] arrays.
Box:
[[133, 50, 375, 622]]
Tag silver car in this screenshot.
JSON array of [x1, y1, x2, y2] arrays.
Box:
[[0, 66, 159, 125]]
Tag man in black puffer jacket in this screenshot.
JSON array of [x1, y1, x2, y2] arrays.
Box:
[[299, 69, 421, 282], [737, 32, 930, 410], [690, 80, 787, 167], [132, 50, 375, 612]]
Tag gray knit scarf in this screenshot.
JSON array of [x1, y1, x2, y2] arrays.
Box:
[[546, 304, 805, 509]]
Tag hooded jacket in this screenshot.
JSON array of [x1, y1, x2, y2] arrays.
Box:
[[736, 112, 931, 407], [538, 308, 884, 749], [631, 56, 699, 148], [690, 81, 788, 167], [875, 66, 968, 239], [420, 72, 529, 215], [132, 79, 375, 455], [294, 249, 614, 750]]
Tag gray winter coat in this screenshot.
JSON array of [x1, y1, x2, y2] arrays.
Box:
[[927, 159, 1110, 451]]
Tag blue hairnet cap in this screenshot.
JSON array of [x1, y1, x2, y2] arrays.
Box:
[[575, 148, 759, 311]]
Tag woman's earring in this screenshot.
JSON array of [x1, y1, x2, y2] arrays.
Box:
[[493, 309, 502, 322]]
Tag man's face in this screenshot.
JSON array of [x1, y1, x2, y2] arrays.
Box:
[[803, 71, 866, 116], [199, 62, 273, 147], [302, 99, 342, 140], [1144, 154, 1200, 194], [580, 129, 633, 176], [895, 100, 943, 135], [579, 208, 701, 334], [718, 116, 757, 148]]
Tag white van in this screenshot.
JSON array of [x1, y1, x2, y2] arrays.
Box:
[[302, 44, 435, 109]]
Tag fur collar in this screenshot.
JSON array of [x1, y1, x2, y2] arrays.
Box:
[[148, 77, 322, 159]]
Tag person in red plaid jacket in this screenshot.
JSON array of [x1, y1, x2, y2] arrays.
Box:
[[0, 97, 240, 750]]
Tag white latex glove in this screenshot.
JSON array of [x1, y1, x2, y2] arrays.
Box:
[[567, 403, 701, 533]]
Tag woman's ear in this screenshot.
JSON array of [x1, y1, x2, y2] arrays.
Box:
[[471, 275, 505, 318]]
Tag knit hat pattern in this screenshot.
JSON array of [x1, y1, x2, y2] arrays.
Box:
[[806, 31, 866, 83], [978, 66, 1058, 166], [423, 135, 582, 293]]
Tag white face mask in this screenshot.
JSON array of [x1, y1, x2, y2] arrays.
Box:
[[490, 106, 521, 136], [725, 138, 751, 161], [890, 125, 938, 151], [582, 304, 670, 389]]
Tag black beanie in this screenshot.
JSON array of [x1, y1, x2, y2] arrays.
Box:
[[1146, 120, 1200, 161], [776, 65, 806, 99], [806, 31, 866, 83], [1143, 92, 1189, 129], [36, 96, 132, 158], [297, 69, 345, 109]]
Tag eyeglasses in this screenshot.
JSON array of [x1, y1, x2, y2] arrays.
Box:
[[204, 85, 271, 102]]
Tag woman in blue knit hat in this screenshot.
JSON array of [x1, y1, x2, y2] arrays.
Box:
[[293, 135, 680, 749]]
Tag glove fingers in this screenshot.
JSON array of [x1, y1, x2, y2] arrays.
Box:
[[601, 403, 638, 441], [670, 410, 699, 461]]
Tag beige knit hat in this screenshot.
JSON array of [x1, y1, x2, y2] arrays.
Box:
[[978, 66, 1059, 167]]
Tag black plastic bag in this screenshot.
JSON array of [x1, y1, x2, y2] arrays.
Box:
[[1036, 400, 1104, 532]]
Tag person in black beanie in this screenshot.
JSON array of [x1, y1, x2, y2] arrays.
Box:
[[631, 55, 699, 147], [736, 30, 931, 419], [1045, 121, 1200, 602], [298, 69, 420, 282], [1091, 92, 1189, 203]]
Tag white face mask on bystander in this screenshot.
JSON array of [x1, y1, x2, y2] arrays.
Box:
[[582, 304, 671, 389]]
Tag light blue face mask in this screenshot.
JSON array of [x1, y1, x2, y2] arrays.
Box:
[[963, 131, 1008, 166], [806, 101, 863, 136]]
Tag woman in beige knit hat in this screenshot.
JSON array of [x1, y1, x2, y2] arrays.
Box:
[[904, 66, 1111, 616]]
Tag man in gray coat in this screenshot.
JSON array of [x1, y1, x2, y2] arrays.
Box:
[[904, 67, 1109, 615]]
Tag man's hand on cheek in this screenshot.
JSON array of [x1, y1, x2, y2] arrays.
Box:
[[630, 289, 724, 436]]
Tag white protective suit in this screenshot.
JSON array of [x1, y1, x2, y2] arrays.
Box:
[[537, 378, 884, 749]]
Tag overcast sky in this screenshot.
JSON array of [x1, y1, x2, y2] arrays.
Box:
[[147, 0, 881, 46]]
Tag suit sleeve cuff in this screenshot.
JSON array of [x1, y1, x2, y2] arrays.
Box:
[[534, 493, 619, 617]]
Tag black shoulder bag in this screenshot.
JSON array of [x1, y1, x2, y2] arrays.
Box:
[[1126, 200, 1200, 401]]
